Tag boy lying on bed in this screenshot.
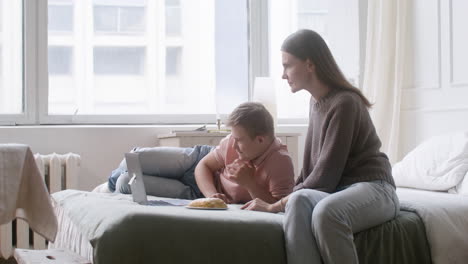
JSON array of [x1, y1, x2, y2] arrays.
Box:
[[107, 102, 295, 204]]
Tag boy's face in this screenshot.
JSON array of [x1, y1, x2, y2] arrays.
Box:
[[230, 125, 267, 161]]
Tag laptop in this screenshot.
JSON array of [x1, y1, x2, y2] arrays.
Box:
[[125, 152, 190, 206]]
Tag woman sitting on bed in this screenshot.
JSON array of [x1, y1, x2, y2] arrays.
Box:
[[242, 29, 400, 264], [108, 102, 295, 204]]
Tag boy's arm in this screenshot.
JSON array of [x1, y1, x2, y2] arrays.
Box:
[[195, 152, 228, 201], [244, 180, 278, 204], [266, 155, 295, 200]]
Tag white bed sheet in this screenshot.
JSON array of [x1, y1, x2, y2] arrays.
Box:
[[48, 198, 94, 263], [397, 187, 468, 264]]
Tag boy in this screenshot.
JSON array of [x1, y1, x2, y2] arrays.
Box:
[[109, 102, 294, 203]]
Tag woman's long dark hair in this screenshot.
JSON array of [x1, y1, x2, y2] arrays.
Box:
[[281, 29, 372, 108]]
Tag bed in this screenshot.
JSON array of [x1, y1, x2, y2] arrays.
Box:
[[49, 189, 432, 264], [49, 131, 468, 264]]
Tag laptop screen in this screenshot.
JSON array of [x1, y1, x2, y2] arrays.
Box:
[[125, 152, 148, 204]]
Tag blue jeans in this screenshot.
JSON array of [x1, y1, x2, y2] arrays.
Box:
[[284, 180, 399, 264], [108, 145, 215, 200]]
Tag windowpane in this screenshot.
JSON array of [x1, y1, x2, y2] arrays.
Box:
[[94, 6, 118, 32], [298, 0, 328, 11], [165, 0, 181, 36], [165, 0, 180, 7], [166, 47, 181, 76], [94, 5, 146, 33], [298, 13, 328, 35], [48, 0, 248, 117], [120, 7, 145, 32], [94, 47, 145, 75], [0, 0, 23, 114], [297, 0, 328, 37], [269, 0, 359, 119], [49, 46, 73, 75], [48, 5, 74, 32], [94, 0, 146, 6]]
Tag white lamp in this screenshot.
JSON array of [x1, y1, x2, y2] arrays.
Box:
[[253, 77, 277, 127]]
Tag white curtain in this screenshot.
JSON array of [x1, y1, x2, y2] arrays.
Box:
[[362, 0, 409, 164]]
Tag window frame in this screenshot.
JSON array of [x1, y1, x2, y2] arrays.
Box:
[[0, 0, 366, 126], [39, 0, 226, 125]]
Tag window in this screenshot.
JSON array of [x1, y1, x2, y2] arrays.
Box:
[[93, 47, 146, 75], [48, 4, 73, 32], [0, 0, 361, 125], [296, 0, 328, 33], [0, 0, 23, 115], [269, 0, 361, 121], [44, 0, 247, 119], [93, 5, 146, 33], [165, 0, 181, 36], [49, 46, 73, 75], [166, 47, 182, 76]]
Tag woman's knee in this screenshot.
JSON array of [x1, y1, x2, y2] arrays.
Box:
[[286, 189, 328, 216], [311, 199, 347, 232], [287, 189, 316, 211]]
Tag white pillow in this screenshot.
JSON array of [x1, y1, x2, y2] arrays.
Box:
[[449, 171, 468, 195], [392, 131, 468, 191]]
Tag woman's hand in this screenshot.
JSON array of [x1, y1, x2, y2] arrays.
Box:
[[241, 198, 280, 213], [241, 197, 287, 213]]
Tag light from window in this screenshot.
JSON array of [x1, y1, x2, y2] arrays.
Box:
[[94, 5, 145, 33], [49, 46, 73, 75], [297, 0, 328, 36], [166, 46, 181, 76], [165, 0, 181, 36], [48, 3, 74, 32], [0, 0, 23, 115], [120, 7, 145, 32], [94, 47, 146, 75], [269, 0, 360, 120], [94, 6, 118, 32], [48, 0, 234, 116]]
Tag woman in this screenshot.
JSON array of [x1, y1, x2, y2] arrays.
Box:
[[242, 29, 400, 264]]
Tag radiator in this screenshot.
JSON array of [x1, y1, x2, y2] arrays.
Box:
[[0, 153, 81, 259]]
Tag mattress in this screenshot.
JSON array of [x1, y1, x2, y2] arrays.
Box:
[[49, 190, 431, 264], [397, 187, 468, 263]]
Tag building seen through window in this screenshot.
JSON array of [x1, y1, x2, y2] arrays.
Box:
[[47, 0, 218, 115], [0, 0, 360, 123]]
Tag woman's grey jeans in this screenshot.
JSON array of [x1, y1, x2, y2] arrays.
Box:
[[284, 180, 399, 264]]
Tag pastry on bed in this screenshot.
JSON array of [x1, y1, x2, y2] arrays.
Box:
[[187, 198, 228, 209]]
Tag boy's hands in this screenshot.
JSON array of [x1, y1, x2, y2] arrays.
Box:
[[209, 192, 230, 204], [226, 159, 256, 188], [226, 159, 276, 203]]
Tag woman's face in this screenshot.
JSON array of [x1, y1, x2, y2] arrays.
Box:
[[281, 51, 312, 93]]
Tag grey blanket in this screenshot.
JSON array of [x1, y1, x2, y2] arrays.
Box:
[[52, 190, 431, 264]]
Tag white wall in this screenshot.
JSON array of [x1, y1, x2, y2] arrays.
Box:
[[398, 0, 468, 159], [0, 125, 307, 191]]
